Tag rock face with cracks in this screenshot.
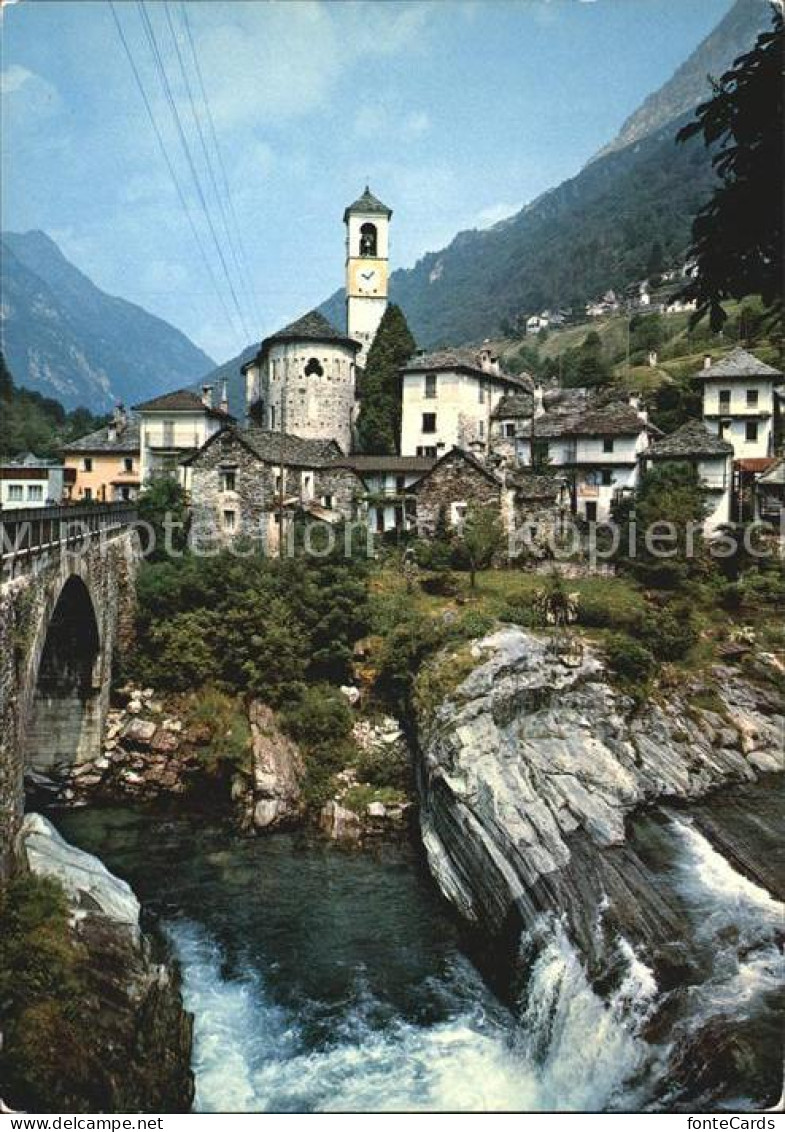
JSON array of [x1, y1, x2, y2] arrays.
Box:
[[416, 628, 783, 970]]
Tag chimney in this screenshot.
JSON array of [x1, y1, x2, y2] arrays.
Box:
[[703, 354, 712, 371], [201, 384, 214, 409], [648, 350, 658, 368], [220, 378, 229, 415], [533, 384, 545, 419]]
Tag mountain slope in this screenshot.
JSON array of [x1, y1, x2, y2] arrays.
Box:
[[0, 231, 215, 411], [317, 0, 772, 349], [595, 0, 770, 159]]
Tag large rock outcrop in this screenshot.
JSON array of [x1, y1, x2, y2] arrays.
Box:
[[8, 814, 194, 1113], [234, 701, 306, 831], [416, 628, 783, 971]]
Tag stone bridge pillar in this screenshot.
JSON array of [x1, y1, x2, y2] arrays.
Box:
[[0, 530, 140, 879]]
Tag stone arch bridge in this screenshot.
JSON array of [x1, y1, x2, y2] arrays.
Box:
[[0, 504, 140, 877]]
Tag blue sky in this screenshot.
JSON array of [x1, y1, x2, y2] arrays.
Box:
[[2, 0, 732, 364]]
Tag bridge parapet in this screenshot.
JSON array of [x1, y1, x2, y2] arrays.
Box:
[[1, 502, 138, 581]]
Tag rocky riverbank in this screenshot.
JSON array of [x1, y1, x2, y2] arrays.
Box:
[[415, 627, 784, 977], [25, 685, 414, 843], [1, 814, 193, 1113]]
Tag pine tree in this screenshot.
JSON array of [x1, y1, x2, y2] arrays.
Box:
[[355, 304, 416, 454]]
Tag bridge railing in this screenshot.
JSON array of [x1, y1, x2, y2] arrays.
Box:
[[1, 502, 138, 571]]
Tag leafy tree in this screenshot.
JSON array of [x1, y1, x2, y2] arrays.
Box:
[[356, 304, 416, 454], [613, 463, 709, 589], [0, 352, 107, 460], [677, 10, 783, 329], [136, 475, 190, 559], [458, 503, 505, 588]]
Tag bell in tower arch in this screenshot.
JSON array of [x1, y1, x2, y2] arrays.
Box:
[[359, 223, 377, 257]]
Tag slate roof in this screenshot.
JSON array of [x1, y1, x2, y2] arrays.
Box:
[[62, 419, 141, 454], [343, 186, 393, 222], [758, 458, 785, 486], [697, 347, 783, 381], [647, 420, 733, 459], [533, 402, 650, 439], [254, 309, 361, 358], [492, 391, 534, 420], [328, 454, 435, 474], [184, 426, 343, 469], [402, 348, 533, 390], [133, 388, 234, 419], [508, 470, 567, 501]]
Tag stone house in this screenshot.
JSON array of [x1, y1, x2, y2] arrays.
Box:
[[399, 345, 533, 460], [643, 419, 734, 535], [183, 426, 361, 550], [326, 454, 435, 534], [62, 406, 141, 503], [506, 470, 571, 557], [411, 447, 503, 537]]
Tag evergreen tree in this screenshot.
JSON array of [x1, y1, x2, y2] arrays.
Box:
[[356, 305, 416, 454]]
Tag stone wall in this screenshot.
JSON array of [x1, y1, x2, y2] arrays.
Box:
[[0, 530, 140, 879], [261, 340, 357, 454], [314, 465, 363, 518], [414, 451, 502, 536], [189, 430, 270, 548]]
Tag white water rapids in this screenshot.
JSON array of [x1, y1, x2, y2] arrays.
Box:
[[163, 817, 782, 1113]]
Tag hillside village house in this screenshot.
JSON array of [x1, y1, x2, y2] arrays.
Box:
[[492, 388, 655, 523], [183, 426, 359, 551], [400, 345, 533, 459], [135, 384, 234, 487], [700, 347, 781, 460], [62, 406, 140, 502], [326, 454, 435, 534], [754, 458, 784, 526], [643, 420, 734, 535], [0, 453, 70, 509]]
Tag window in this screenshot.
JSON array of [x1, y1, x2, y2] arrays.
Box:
[[718, 419, 731, 436], [746, 422, 758, 443], [321, 494, 334, 510], [422, 413, 437, 433], [123, 457, 134, 473], [27, 484, 43, 502], [163, 420, 175, 446], [478, 381, 485, 405], [270, 406, 276, 429], [504, 422, 515, 438], [223, 510, 236, 531], [302, 472, 314, 499], [83, 487, 92, 500], [601, 469, 614, 487], [602, 438, 614, 454], [585, 502, 598, 522], [83, 457, 93, 472], [396, 474, 406, 494], [425, 373, 437, 399], [746, 389, 759, 407], [220, 470, 236, 492], [719, 389, 731, 408], [305, 357, 324, 377], [416, 445, 437, 458], [478, 421, 485, 438], [8, 485, 23, 501], [119, 486, 131, 501], [359, 222, 377, 257]]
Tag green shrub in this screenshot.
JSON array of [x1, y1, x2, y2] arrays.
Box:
[[356, 738, 411, 792], [184, 688, 252, 776], [420, 570, 465, 597], [605, 634, 656, 684], [640, 608, 699, 661], [280, 685, 355, 809]]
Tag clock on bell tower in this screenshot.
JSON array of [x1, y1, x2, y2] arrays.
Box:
[[344, 186, 392, 367]]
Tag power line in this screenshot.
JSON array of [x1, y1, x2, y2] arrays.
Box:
[[136, 0, 250, 342], [108, 0, 241, 341], [178, 0, 263, 331], [162, 1, 259, 336]]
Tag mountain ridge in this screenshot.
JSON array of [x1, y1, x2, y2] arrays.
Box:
[[1, 230, 215, 411]]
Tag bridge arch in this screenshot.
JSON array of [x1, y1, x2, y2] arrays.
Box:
[[22, 572, 104, 786]]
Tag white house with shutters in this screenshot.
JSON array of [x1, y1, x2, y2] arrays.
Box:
[[399, 346, 533, 460], [699, 347, 782, 460], [134, 385, 234, 487]]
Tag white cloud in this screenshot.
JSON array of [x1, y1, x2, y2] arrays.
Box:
[[476, 200, 521, 227], [0, 63, 61, 117], [1, 63, 33, 94]]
